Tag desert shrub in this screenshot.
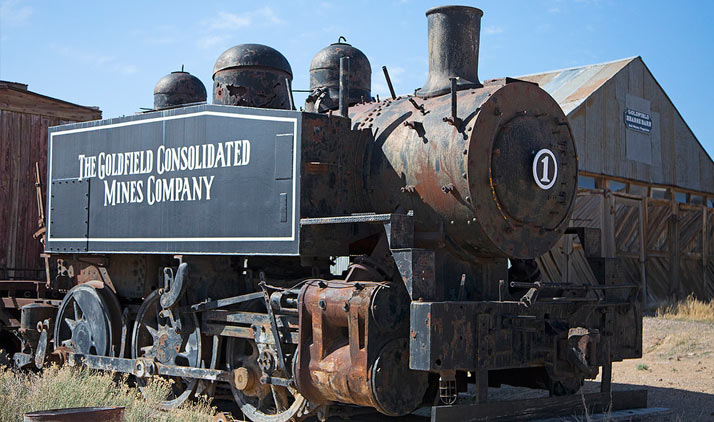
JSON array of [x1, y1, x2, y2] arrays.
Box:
[[656, 294, 714, 322], [0, 365, 214, 422]]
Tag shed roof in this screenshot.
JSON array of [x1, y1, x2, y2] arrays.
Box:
[[518, 57, 636, 115], [518, 57, 713, 194], [0, 80, 101, 121]]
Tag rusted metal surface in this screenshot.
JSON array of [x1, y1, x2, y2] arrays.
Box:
[[23, 407, 124, 422], [0, 5, 659, 421], [417, 6, 483, 98], [307, 39, 371, 112], [17, 303, 55, 355], [350, 79, 578, 260], [296, 280, 426, 416], [53, 283, 122, 357], [67, 352, 232, 382], [153, 70, 207, 110], [212, 44, 292, 109]]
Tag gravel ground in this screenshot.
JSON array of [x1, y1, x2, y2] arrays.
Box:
[[600, 317, 714, 421]]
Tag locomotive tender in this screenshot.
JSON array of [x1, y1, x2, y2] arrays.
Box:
[[11, 5, 642, 421]]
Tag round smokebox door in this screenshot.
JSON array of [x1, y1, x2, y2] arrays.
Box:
[[490, 114, 566, 228]]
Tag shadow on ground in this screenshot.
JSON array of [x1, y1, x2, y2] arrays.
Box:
[[212, 381, 714, 421]]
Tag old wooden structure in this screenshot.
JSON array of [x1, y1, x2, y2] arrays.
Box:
[[0, 81, 101, 279], [521, 57, 714, 305]]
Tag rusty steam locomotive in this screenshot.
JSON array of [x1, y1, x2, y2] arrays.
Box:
[[4, 5, 642, 421]]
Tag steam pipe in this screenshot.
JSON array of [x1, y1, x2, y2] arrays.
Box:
[[382, 66, 397, 100]]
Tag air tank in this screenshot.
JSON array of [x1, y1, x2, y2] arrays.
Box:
[[153, 70, 207, 110], [212, 43, 293, 109]]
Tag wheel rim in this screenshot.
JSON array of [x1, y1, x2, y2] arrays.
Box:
[[225, 337, 308, 422], [131, 289, 202, 409], [54, 283, 121, 357]]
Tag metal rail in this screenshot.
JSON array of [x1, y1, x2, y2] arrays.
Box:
[[67, 353, 232, 383], [300, 211, 413, 226]]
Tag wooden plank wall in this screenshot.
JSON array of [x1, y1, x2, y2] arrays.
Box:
[[540, 189, 714, 306], [576, 58, 714, 195], [537, 191, 604, 285], [0, 110, 68, 277]]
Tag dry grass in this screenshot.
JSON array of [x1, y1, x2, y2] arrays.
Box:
[[0, 365, 215, 422], [656, 294, 714, 322]]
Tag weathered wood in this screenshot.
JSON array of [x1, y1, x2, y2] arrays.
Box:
[[0, 100, 97, 276], [0, 86, 100, 121], [542, 189, 714, 304], [431, 389, 648, 422], [614, 196, 642, 257]]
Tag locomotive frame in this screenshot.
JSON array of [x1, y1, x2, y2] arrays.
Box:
[[0, 5, 645, 422]]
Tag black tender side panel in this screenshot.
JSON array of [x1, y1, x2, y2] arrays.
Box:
[[46, 104, 301, 255]]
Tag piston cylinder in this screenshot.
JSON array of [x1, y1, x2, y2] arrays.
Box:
[[296, 280, 427, 416], [19, 303, 55, 349]]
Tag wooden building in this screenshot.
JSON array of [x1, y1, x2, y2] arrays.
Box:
[[0, 81, 101, 279], [520, 57, 714, 305]]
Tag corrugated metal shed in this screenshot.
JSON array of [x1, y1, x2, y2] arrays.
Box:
[[525, 60, 714, 304], [519, 57, 714, 195], [0, 81, 101, 277]]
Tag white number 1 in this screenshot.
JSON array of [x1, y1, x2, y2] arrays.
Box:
[[540, 156, 550, 183]]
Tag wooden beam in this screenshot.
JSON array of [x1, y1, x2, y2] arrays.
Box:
[[431, 389, 647, 422]]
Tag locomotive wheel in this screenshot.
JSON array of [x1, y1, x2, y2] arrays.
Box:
[[132, 290, 204, 409], [54, 282, 122, 357], [225, 337, 308, 422]]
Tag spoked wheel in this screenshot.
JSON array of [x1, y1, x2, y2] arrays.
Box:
[[54, 282, 122, 356], [132, 289, 205, 409], [225, 337, 308, 422]]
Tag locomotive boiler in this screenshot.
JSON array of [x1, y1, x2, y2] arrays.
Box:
[[5, 5, 642, 422]]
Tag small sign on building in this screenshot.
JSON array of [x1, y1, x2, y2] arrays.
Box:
[[624, 108, 652, 134]]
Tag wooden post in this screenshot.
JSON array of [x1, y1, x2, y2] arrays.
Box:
[[671, 201, 681, 300], [601, 311, 613, 394], [476, 314, 490, 403], [639, 198, 647, 305]]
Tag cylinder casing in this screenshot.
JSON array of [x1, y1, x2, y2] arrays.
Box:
[[296, 281, 426, 416]]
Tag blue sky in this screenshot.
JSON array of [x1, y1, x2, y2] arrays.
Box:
[[1, 0, 712, 154]]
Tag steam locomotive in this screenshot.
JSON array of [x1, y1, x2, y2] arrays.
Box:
[[8, 5, 642, 421]]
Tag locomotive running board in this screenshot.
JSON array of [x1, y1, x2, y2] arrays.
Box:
[[66, 353, 231, 383], [429, 389, 648, 422]]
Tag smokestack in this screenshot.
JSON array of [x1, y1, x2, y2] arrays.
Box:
[[417, 5, 483, 98]]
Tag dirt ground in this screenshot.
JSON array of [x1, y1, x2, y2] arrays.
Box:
[[598, 316, 714, 421]]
